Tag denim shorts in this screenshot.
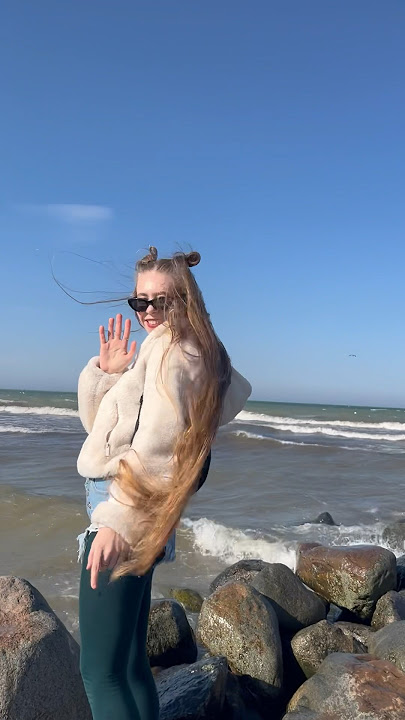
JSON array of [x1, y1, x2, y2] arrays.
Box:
[[78, 478, 176, 564]]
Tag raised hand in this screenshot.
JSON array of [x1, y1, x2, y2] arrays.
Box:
[[99, 314, 137, 374]]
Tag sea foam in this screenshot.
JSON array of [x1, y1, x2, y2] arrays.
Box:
[[182, 517, 297, 570], [0, 405, 79, 417]]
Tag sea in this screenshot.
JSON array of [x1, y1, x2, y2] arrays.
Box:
[[1, 389, 405, 641]]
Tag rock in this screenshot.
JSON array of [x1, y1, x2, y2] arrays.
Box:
[[285, 652, 405, 719], [147, 599, 197, 668], [382, 520, 405, 553], [168, 588, 204, 613], [333, 621, 375, 651], [290, 620, 365, 678], [296, 543, 396, 621], [396, 554, 405, 590], [310, 512, 337, 526], [0, 576, 91, 720], [369, 620, 405, 672], [209, 559, 269, 594], [371, 590, 405, 629], [197, 581, 283, 700], [155, 656, 228, 720], [252, 563, 327, 633]]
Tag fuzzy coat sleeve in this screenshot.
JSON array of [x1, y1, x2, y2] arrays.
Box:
[[78, 357, 125, 434], [90, 341, 203, 545]]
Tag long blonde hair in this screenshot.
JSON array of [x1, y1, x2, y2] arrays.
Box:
[[112, 247, 231, 578]]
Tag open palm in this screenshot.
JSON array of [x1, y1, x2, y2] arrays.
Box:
[[99, 314, 137, 374]]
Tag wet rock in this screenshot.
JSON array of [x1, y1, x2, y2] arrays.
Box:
[[396, 554, 405, 590], [368, 620, 405, 672], [0, 576, 91, 720], [382, 519, 405, 553], [251, 563, 327, 633], [209, 559, 269, 594], [197, 581, 283, 700], [290, 619, 365, 678], [296, 543, 396, 621], [310, 512, 337, 526], [285, 653, 405, 719], [371, 590, 405, 629], [155, 656, 228, 720], [147, 599, 197, 668], [168, 588, 204, 613], [333, 621, 375, 651]]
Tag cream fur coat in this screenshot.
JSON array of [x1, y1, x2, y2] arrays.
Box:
[[77, 323, 251, 546]]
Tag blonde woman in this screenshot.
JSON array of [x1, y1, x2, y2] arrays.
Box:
[[77, 248, 251, 720]]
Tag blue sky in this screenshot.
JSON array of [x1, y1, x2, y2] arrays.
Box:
[[1, 1, 404, 406]]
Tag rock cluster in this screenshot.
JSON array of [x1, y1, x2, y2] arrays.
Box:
[[3, 542, 405, 719]]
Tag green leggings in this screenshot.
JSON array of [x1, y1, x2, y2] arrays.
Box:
[[79, 533, 159, 720]]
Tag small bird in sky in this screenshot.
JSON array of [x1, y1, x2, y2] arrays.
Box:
[[348, 354, 357, 357]]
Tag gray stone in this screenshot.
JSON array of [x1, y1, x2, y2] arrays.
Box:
[[285, 652, 405, 720], [156, 656, 228, 720], [168, 588, 204, 613], [297, 543, 396, 621], [310, 512, 337, 526], [382, 520, 405, 553], [333, 621, 375, 651], [147, 599, 197, 668], [252, 563, 327, 633], [0, 576, 91, 720], [369, 620, 405, 672], [197, 581, 283, 700], [290, 620, 365, 678], [371, 590, 405, 629], [209, 559, 269, 593], [396, 554, 405, 590]]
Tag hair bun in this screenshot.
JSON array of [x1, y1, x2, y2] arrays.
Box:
[[148, 246, 158, 261], [185, 251, 201, 267]]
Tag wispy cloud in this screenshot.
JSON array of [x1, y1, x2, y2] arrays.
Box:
[[17, 203, 113, 225]]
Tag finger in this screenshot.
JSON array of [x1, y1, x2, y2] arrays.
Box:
[[115, 314, 122, 339], [108, 317, 114, 340], [99, 325, 106, 344], [107, 551, 120, 570], [91, 562, 100, 590], [122, 318, 131, 344], [127, 341, 136, 359], [86, 543, 94, 570]]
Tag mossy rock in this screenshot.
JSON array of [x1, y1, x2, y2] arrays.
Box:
[[168, 588, 204, 613]]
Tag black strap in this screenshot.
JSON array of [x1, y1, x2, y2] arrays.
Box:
[[130, 393, 211, 491]]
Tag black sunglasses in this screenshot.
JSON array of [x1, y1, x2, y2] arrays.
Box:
[[127, 296, 173, 313]]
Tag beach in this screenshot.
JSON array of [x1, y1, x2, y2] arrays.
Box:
[[1, 389, 405, 641]]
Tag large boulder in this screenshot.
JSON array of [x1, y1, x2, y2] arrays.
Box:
[[0, 576, 91, 720], [371, 590, 405, 629], [382, 520, 405, 553], [368, 620, 405, 672], [209, 559, 269, 594], [197, 581, 283, 700], [147, 599, 197, 668], [290, 620, 365, 678], [252, 563, 327, 633], [155, 656, 228, 720], [296, 543, 396, 621], [285, 652, 405, 719]]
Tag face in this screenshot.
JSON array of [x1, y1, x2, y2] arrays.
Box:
[[135, 270, 174, 333]]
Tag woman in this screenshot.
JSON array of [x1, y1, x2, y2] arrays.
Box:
[[77, 247, 251, 720]]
